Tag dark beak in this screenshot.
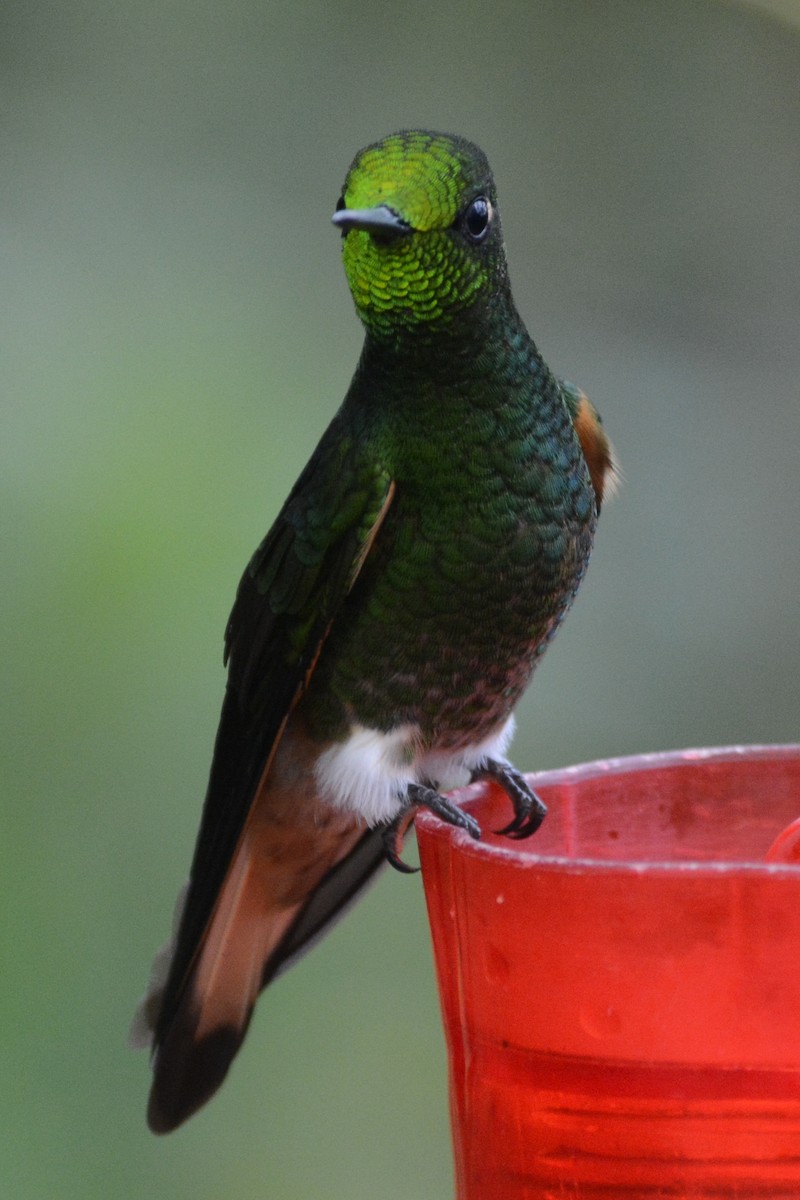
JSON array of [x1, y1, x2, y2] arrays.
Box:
[[331, 204, 411, 237]]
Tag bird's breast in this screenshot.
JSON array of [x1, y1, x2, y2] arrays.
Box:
[[303, 442, 595, 749]]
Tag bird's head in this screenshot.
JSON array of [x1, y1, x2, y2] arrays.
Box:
[[333, 131, 509, 340]]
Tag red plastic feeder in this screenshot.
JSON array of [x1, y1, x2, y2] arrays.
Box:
[[417, 745, 800, 1199]]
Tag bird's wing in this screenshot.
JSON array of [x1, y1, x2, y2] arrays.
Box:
[[146, 428, 395, 1059], [559, 378, 619, 510]]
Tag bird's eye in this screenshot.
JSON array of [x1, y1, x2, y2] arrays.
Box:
[[462, 196, 492, 243]]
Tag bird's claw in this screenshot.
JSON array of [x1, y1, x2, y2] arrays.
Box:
[[383, 782, 482, 873], [471, 758, 547, 840], [383, 766, 541, 871], [382, 809, 419, 874]]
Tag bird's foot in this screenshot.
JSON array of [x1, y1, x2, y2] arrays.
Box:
[[470, 758, 547, 839], [383, 782, 482, 873], [382, 807, 419, 874]]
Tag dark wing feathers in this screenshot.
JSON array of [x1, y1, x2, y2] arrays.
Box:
[[153, 437, 394, 1049]]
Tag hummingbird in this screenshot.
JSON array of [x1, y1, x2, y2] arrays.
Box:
[[132, 130, 616, 1133]]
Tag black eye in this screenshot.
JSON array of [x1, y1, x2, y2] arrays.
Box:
[[462, 196, 492, 243]]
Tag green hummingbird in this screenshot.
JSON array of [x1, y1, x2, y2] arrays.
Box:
[[132, 130, 616, 1133]]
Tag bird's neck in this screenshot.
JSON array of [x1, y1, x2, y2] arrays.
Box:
[[355, 292, 541, 396]]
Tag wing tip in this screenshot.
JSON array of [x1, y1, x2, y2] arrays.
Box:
[[130, 881, 190, 1053]]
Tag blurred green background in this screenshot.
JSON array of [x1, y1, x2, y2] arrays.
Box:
[[4, 1, 799, 1196]]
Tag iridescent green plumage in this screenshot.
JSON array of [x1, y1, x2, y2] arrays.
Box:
[[339, 132, 497, 334], [136, 130, 615, 1134], [306, 131, 597, 744]]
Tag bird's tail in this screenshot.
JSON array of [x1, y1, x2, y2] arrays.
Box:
[[138, 813, 385, 1134], [144, 826, 297, 1133]]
